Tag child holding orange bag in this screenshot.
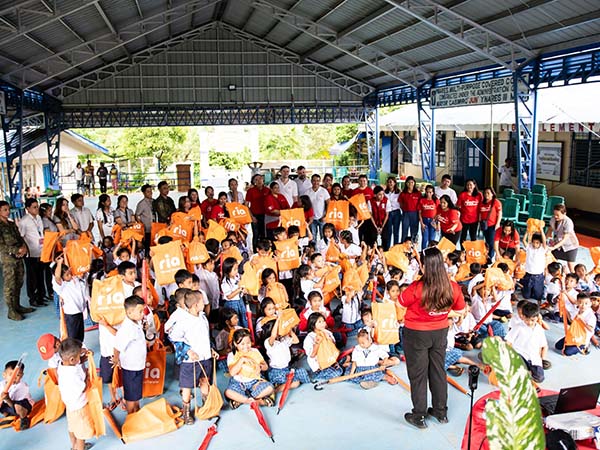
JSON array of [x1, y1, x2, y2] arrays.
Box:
[[346, 329, 399, 389], [554, 294, 597, 355], [302, 312, 343, 381], [0, 360, 34, 429], [53, 255, 88, 343], [225, 329, 275, 409]]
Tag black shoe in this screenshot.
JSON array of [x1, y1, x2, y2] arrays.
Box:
[[19, 416, 30, 430], [18, 305, 35, 314], [404, 412, 427, 429], [427, 407, 449, 424]]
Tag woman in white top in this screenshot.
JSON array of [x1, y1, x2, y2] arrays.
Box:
[[547, 204, 579, 272], [113, 195, 135, 227], [95, 194, 115, 239], [227, 178, 245, 204], [384, 176, 402, 250]]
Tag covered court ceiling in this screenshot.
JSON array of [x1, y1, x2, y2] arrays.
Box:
[[0, 0, 599, 110]]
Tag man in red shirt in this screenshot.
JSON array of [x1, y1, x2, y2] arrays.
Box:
[[246, 174, 270, 250], [200, 186, 218, 227]]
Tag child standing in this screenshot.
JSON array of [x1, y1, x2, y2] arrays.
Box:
[[114, 295, 147, 414], [341, 288, 364, 336], [225, 329, 275, 409], [57, 338, 94, 450], [521, 232, 547, 302], [302, 312, 344, 381], [0, 360, 34, 429], [53, 255, 88, 342], [347, 329, 399, 389], [221, 257, 248, 328]]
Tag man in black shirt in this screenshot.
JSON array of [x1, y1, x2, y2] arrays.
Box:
[[96, 162, 108, 194]]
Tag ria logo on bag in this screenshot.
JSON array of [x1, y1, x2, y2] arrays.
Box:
[[327, 207, 344, 220], [171, 225, 188, 238], [279, 246, 297, 259], [158, 253, 182, 271], [232, 206, 248, 219], [144, 361, 161, 382], [283, 217, 301, 227], [96, 290, 125, 309], [222, 220, 237, 232]]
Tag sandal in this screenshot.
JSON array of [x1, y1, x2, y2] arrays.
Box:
[[104, 400, 118, 411], [262, 394, 276, 407], [448, 366, 464, 377], [229, 399, 241, 410]]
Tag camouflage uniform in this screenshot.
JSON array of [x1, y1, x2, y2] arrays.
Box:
[[152, 195, 176, 224], [0, 219, 27, 320]]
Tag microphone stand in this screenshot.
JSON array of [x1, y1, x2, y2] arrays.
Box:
[[467, 365, 480, 450]]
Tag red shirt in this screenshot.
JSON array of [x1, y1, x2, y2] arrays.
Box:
[[245, 186, 269, 215], [457, 191, 483, 224], [418, 198, 439, 219], [298, 307, 335, 332], [342, 188, 355, 199], [200, 199, 218, 219], [436, 207, 462, 234], [304, 207, 314, 222], [399, 191, 422, 212], [400, 281, 465, 331], [354, 186, 374, 202], [479, 198, 502, 227], [494, 228, 520, 249], [369, 197, 388, 227], [265, 194, 290, 229], [210, 204, 225, 221]]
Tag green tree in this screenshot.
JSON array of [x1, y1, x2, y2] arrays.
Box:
[[259, 126, 304, 160], [209, 147, 252, 170], [119, 127, 187, 173]]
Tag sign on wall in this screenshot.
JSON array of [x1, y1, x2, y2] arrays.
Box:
[[430, 77, 514, 109], [536, 142, 562, 181]]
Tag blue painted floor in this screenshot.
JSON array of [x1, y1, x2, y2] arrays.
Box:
[[1, 249, 598, 450]]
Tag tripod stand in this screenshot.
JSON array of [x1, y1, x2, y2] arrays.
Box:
[[467, 365, 480, 450]]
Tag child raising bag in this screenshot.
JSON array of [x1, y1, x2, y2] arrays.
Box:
[[90, 276, 126, 326], [275, 238, 301, 271], [372, 302, 400, 345]]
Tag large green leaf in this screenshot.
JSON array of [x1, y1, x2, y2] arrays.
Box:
[[482, 337, 545, 450]]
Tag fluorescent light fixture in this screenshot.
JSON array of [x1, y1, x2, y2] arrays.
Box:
[[228, 84, 236, 91]]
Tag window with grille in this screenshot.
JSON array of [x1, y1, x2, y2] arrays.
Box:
[[436, 132, 446, 167], [569, 133, 600, 188]]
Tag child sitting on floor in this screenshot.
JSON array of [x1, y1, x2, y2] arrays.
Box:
[[303, 313, 344, 381], [445, 318, 481, 377], [453, 301, 482, 351], [261, 319, 310, 391], [555, 293, 597, 356], [574, 264, 591, 293], [225, 329, 275, 409], [491, 263, 515, 322], [215, 307, 241, 357], [0, 360, 34, 429], [470, 284, 506, 338], [298, 291, 335, 333], [562, 273, 580, 323]]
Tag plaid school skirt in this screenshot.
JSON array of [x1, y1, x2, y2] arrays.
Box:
[[267, 366, 311, 385], [445, 348, 463, 370], [344, 365, 384, 383], [312, 363, 343, 381], [226, 377, 274, 398]]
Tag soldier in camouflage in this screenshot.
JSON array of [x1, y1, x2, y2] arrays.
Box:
[[0, 201, 34, 321]]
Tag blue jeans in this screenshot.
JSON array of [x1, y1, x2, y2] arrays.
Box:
[[310, 218, 324, 242], [385, 209, 402, 250], [421, 217, 436, 250], [481, 222, 496, 259], [401, 211, 419, 242], [554, 337, 587, 356]]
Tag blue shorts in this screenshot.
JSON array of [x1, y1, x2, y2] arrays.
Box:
[[99, 355, 113, 384], [179, 359, 213, 389], [122, 369, 143, 402], [0, 399, 32, 416], [226, 378, 273, 398]]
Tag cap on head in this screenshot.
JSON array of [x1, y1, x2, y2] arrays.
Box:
[[37, 333, 58, 360]]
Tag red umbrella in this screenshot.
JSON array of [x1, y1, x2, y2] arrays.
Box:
[[371, 277, 378, 303], [141, 259, 148, 304], [277, 369, 295, 415], [250, 401, 274, 442], [197, 416, 220, 450], [246, 304, 255, 344]]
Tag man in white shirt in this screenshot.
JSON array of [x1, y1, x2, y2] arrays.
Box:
[[135, 184, 154, 252], [307, 174, 330, 242], [276, 165, 299, 207], [18, 198, 47, 306], [69, 194, 94, 234], [498, 158, 513, 194], [295, 165, 312, 197], [434, 174, 457, 205]]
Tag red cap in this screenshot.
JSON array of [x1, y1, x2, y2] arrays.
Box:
[[37, 334, 58, 360]]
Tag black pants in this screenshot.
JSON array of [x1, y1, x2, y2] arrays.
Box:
[[24, 257, 45, 304], [403, 327, 448, 417], [360, 220, 378, 247], [99, 178, 107, 193], [65, 312, 84, 342], [42, 261, 54, 298], [460, 222, 479, 243], [252, 214, 265, 251], [441, 231, 460, 245]]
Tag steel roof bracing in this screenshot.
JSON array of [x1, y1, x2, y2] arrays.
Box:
[[0, 0, 598, 125]]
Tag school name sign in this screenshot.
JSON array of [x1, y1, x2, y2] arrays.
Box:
[[430, 77, 515, 109]]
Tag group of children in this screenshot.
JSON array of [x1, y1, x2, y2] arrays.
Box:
[[3, 192, 600, 448]]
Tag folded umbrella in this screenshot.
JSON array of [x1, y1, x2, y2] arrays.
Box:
[[314, 366, 387, 390], [246, 303, 255, 344], [384, 370, 411, 392], [103, 407, 123, 443], [447, 376, 469, 396], [197, 416, 220, 450], [277, 369, 295, 415], [472, 299, 503, 331], [249, 401, 274, 443], [2, 353, 26, 395]]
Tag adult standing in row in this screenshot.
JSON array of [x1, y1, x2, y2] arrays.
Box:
[[307, 174, 330, 242], [399, 176, 421, 242], [295, 165, 311, 197], [96, 194, 115, 240], [114, 195, 135, 228], [200, 187, 217, 224], [153, 181, 176, 224], [227, 178, 245, 204], [547, 204, 579, 272], [478, 187, 502, 260], [436, 195, 462, 245], [354, 174, 374, 245], [399, 247, 465, 429], [110, 164, 119, 195], [70, 194, 95, 235], [84, 160, 94, 196], [39, 203, 56, 300], [135, 184, 154, 251], [434, 174, 457, 205], [341, 175, 354, 198], [277, 165, 298, 208], [265, 182, 290, 241], [97, 162, 108, 194], [0, 200, 33, 321], [18, 198, 48, 307], [419, 185, 439, 250], [246, 174, 269, 250], [384, 176, 401, 250], [71, 162, 85, 195], [457, 179, 482, 243], [498, 158, 513, 194]]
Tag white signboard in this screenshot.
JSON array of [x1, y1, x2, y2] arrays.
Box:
[[430, 77, 514, 109], [536, 142, 562, 182], [0, 91, 5, 115]]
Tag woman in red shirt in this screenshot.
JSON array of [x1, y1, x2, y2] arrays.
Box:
[[209, 191, 228, 222], [456, 179, 482, 243], [200, 186, 218, 227], [494, 220, 520, 261], [246, 174, 269, 248], [264, 182, 290, 241], [341, 175, 354, 199], [435, 195, 462, 245], [418, 185, 439, 250], [399, 176, 422, 242], [478, 187, 503, 260], [366, 186, 390, 248], [399, 247, 465, 429]]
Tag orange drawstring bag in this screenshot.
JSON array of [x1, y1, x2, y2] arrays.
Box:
[[463, 240, 488, 265], [222, 245, 243, 263], [349, 194, 371, 220], [38, 369, 64, 424], [325, 241, 341, 263], [280, 208, 307, 236], [240, 263, 260, 296], [357, 263, 370, 287], [322, 266, 341, 294], [384, 245, 410, 272], [526, 218, 545, 235], [278, 308, 300, 335], [194, 358, 223, 420], [168, 212, 194, 242], [142, 342, 167, 398], [41, 231, 63, 263], [90, 275, 126, 326], [151, 222, 167, 245], [484, 267, 514, 291], [265, 282, 290, 310], [436, 237, 457, 257], [564, 318, 588, 349], [112, 224, 123, 244], [342, 267, 363, 292], [151, 240, 186, 286], [189, 205, 202, 222], [455, 264, 472, 282], [86, 356, 106, 438], [186, 238, 210, 265], [64, 238, 92, 276], [372, 302, 400, 345], [316, 331, 339, 370], [206, 220, 227, 242], [325, 200, 350, 230], [250, 255, 278, 279], [226, 202, 252, 225], [275, 238, 301, 271], [219, 217, 240, 234], [590, 247, 600, 274], [121, 398, 183, 444]]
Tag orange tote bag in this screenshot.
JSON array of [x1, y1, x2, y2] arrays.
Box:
[[64, 239, 92, 276], [151, 240, 186, 286], [142, 342, 167, 398], [372, 302, 400, 345], [349, 193, 371, 220], [186, 238, 210, 265], [206, 220, 227, 242], [325, 200, 349, 230], [90, 275, 126, 326], [275, 238, 301, 271], [463, 240, 488, 265], [151, 222, 167, 245], [316, 331, 339, 370], [280, 208, 307, 235], [227, 202, 252, 225]]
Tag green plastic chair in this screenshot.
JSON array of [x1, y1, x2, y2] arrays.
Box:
[[529, 193, 546, 208], [520, 188, 530, 197], [503, 188, 514, 199], [543, 196, 565, 220], [516, 204, 545, 231], [532, 184, 547, 195], [512, 194, 528, 212], [502, 197, 520, 222]]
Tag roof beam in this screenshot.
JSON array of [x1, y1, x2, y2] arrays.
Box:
[[251, 0, 429, 87], [94, 2, 117, 35], [382, 0, 535, 70], [6, 0, 221, 89], [212, 0, 229, 21], [260, 0, 304, 39]]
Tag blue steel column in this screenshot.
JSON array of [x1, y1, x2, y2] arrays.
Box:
[[45, 110, 62, 189], [417, 84, 436, 182], [513, 63, 539, 190], [365, 106, 380, 183], [1, 92, 24, 206]]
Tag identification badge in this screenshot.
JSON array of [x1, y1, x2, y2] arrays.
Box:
[[39, 238, 44, 246]]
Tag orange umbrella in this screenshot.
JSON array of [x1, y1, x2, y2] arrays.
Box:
[[2, 354, 26, 395], [385, 370, 411, 392], [249, 401, 274, 442], [447, 376, 469, 396], [277, 369, 295, 415], [197, 416, 220, 450], [141, 259, 148, 304], [103, 407, 123, 443]]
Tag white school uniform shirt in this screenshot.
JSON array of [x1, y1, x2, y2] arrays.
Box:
[[524, 244, 546, 275], [564, 288, 579, 321], [434, 186, 457, 205], [122, 280, 141, 298], [506, 323, 547, 367], [496, 289, 513, 312], [345, 225, 360, 248], [301, 278, 319, 298], [70, 206, 94, 231], [165, 307, 188, 335], [446, 326, 456, 350], [340, 243, 361, 259], [168, 310, 212, 361], [341, 293, 361, 325], [303, 330, 335, 372], [99, 322, 121, 358], [195, 267, 221, 309], [53, 277, 87, 315], [508, 314, 524, 331], [222, 277, 242, 302], [307, 187, 330, 220], [470, 294, 490, 323], [265, 336, 293, 369], [446, 264, 458, 279], [468, 274, 485, 298], [115, 317, 147, 371], [0, 380, 33, 405], [456, 312, 477, 333], [316, 238, 330, 255], [579, 308, 598, 343], [351, 343, 388, 368], [57, 364, 88, 411]]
